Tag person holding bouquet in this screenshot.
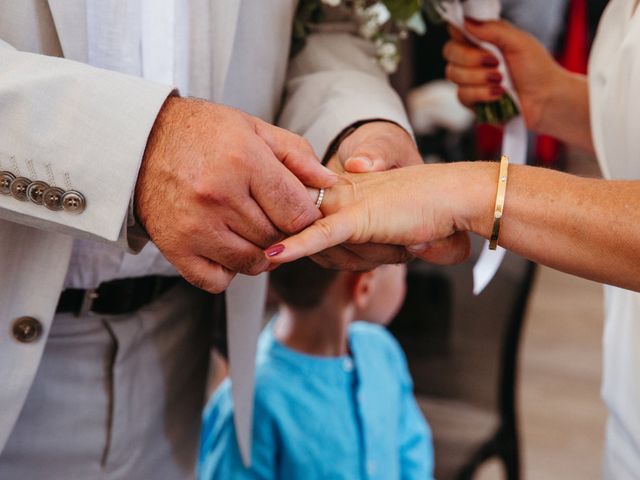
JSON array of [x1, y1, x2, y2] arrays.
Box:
[[265, 1, 640, 477]]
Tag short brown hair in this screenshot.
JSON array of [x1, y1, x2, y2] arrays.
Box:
[[269, 257, 340, 310]]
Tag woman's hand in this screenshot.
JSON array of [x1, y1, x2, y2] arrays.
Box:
[[443, 20, 564, 133], [265, 163, 493, 265]]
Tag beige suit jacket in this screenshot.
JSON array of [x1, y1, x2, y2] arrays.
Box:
[[0, 0, 410, 455]]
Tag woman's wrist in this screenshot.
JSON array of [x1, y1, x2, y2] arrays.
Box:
[[536, 68, 593, 150], [451, 161, 500, 239]]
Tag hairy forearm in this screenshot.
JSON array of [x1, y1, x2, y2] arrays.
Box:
[[538, 71, 594, 152], [461, 163, 640, 290]]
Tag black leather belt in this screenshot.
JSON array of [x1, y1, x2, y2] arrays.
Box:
[[56, 276, 181, 316]]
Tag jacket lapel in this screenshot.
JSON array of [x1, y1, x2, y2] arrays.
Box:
[[47, 0, 88, 62], [210, 0, 242, 100]]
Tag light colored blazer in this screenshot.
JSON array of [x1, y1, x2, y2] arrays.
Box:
[[0, 0, 410, 455]]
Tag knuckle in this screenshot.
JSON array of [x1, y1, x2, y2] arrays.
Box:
[[287, 207, 320, 234], [245, 260, 269, 276], [204, 268, 234, 293], [296, 136, 314, 154], [314, 218, 336, 241], [192, 178, 230, 205], [228, 245, 267, 275], [183, 271, 211, 292], [207, 276, 232, 294], [442, 42, 451, 60], [457, 89, 475, 108], [445, 64, 455, 81]]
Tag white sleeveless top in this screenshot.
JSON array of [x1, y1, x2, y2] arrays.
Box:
[[589, 0, 640, 477]]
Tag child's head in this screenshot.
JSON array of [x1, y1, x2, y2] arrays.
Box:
[[270, 257, 407, 326]]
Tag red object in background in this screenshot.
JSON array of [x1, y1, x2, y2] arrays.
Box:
[[475, 123, 503, 159], [476, 0, 590, 165], [559, 0, 589, 75], [537, 0, 589, 166]]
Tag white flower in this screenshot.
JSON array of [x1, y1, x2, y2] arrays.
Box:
[[378, 55, 399, 74], [357, 2, 392, 39], [321, 0, 342, 7], [376, 41, 398, 58], [359, 18, 380, 39], [365, 2, 391, 25]]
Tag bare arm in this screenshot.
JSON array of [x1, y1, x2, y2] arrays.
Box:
[[534, 70, 593, 152], [266, 162, 640, 292], [463, 163, 640, 291]]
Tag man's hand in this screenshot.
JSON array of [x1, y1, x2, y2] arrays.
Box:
[[135, 97, 336, 293], [314, 121, 423, 270], [327, 121, 422, 174]]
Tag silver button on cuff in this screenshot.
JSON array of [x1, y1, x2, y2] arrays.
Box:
[[0, 171, 16, 195], [9, 177, 32, 201], [43, 186, 65, 211], [1, 165, 86, 215], [12, 317, 43, 343], [27, 180, 50, 205], [61, 190, 86, 214]]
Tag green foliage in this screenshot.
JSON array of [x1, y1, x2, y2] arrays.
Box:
[[382, 0, 423, 21], [474, 95, 520, 125]]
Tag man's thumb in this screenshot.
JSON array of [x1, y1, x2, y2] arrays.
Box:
[[343, 144, 389, 173]]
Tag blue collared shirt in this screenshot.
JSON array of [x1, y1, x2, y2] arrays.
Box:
[[198, 321, 434, 480]]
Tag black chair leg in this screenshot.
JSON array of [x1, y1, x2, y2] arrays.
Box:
[[501, 440, 520, 480]]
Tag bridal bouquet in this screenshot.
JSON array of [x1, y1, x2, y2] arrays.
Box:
[[294, 0, 518, 125], [424, 0, 519, 124]]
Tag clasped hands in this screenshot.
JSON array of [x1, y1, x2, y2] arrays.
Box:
[[135, 97, 470, 294]]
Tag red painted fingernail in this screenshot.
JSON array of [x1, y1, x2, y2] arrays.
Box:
[[487, 72, 502, 84], [482, 57, 499, 68], [265, 244, 285, 257], [490, 85, 505, 97]]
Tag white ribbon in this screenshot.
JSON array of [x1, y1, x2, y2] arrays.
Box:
[[437, 0, 527, 295], [226, 273, 269, 467]]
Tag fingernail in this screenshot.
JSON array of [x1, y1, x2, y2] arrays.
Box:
[[482, 57, 499, 68], [487, 72, 502, 84], [407, 243, 431, 253], [265, 244, 285, 257], [490, 85, 505, 97], [351, 156, 375, 167]]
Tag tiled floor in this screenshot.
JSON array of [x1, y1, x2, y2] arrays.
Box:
[[479, 266, 607, 479]]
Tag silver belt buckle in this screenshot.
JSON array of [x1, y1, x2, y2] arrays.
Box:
[[78, 289, 99, 317]]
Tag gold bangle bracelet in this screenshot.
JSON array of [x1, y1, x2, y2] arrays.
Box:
[[489, 155, 509, 250]]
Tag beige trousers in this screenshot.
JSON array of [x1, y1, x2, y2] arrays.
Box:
[[0, 281, 215, 480]]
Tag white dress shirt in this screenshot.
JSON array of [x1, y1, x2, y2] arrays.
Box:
[[64, 0, 204, 288], [588, 0, 640, 477]]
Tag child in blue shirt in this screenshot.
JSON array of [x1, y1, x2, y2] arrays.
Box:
[[198, 258, 435, 479]]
